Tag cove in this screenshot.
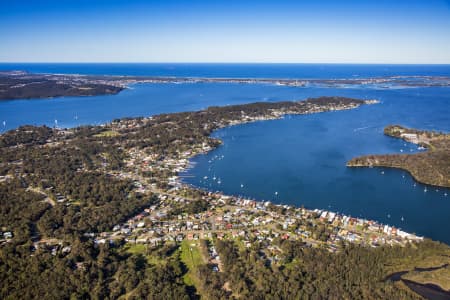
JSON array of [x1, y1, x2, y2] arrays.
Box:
[[183, 87, 450, 244]]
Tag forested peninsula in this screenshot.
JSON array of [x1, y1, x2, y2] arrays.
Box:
[[1, 97, 449, 299], [0, 71, 124, 100], [347, 125, 450, 188]]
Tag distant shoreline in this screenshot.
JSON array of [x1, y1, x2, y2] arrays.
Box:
[[2, 70, 450, 100]]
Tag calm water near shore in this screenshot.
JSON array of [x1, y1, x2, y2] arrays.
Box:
[[182, 85, 450, 243], [0, 63, 449, 243], [183, 95, 450, 243], [0, 82, 315, 131]]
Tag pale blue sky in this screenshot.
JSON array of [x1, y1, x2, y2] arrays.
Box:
[[1, 0, 450, 63]]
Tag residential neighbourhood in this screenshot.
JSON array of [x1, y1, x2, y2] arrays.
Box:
[[1, 99, 423, 269]]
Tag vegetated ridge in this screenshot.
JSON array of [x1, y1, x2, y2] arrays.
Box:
[[347, 125, 450, 188]]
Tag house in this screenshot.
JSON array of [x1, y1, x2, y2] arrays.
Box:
[[136, 237, 148, 244], [149, 237, 162, 246], [121, 228, 131, 235], [137, 221, 145, 228], [56, 195, 66, 203], [327, 212, 336, 223]]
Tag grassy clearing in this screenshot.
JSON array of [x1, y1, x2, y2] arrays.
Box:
[[122, 243, 165, 265], [124, 243, 146, 255], [94, 130, 120, 138], [179, 240, 205, 287]]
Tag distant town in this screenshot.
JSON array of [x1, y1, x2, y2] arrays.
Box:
[[2, 70, 450, 100]]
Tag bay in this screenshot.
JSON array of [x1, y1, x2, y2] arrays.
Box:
[[0, 63, 449, 243], [182, 86, 450, 243]]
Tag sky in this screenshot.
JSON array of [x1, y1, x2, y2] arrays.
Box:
[[1, 0, 450, 63]]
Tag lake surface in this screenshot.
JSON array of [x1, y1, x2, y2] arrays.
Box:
[[0, 82, 319, 131], [183, 87, 450, 243], [0, 63, 449, 243]]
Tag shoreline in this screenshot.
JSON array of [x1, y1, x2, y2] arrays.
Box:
[[0, 97, 431, 251], [347, 125, 450, 188], [104, 98, 424, 247], [168, 121, 424, 246], [2, 70, 450, 101], [0, 97, 440, 244], [4, 95, 449, 299]]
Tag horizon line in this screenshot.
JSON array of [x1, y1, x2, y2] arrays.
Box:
[[1, 61, 450, 66]]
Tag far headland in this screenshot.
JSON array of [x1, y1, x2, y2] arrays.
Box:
[[347, 125, 450, 188], [1, 70, 450, 100]]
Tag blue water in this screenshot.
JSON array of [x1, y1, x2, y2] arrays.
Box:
[[183, 86, 450, 243], [1, 62, 450, 78], [0, 83, 312, 131], [0, 63, 449, 243]]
